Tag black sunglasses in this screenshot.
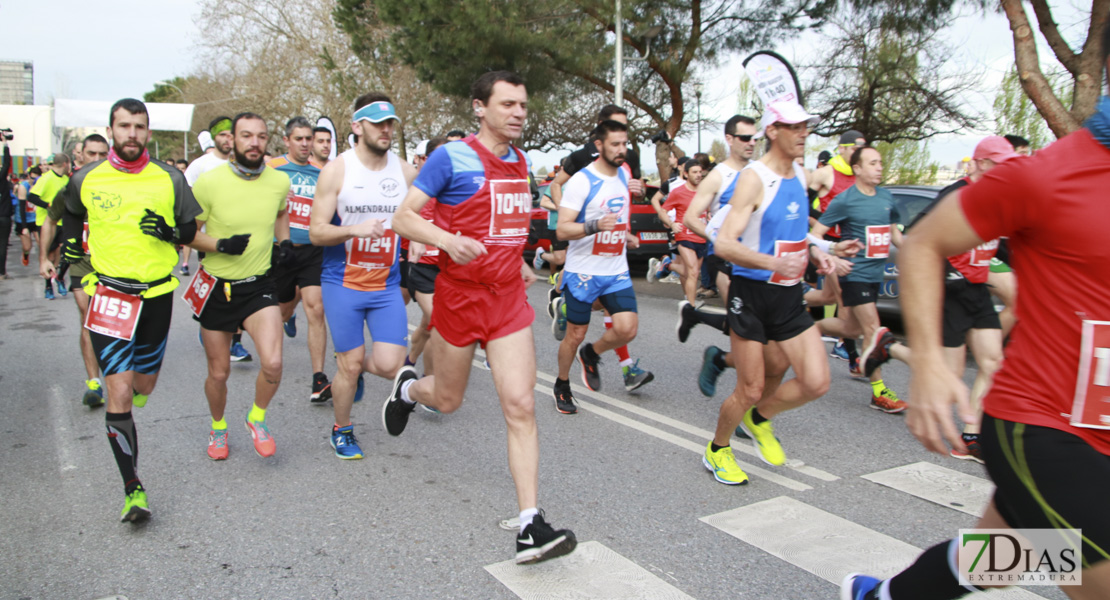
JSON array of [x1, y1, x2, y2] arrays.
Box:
[[727, 134, 754, 142]]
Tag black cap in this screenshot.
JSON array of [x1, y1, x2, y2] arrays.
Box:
[[676, 156, 692, 167], [817, 150, 832, 163], [838, 130, 864, 145]]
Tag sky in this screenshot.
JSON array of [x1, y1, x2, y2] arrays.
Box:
[[1, 0, 1089, 172]]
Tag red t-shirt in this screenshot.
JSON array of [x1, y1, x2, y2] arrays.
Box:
[[663, 184, 706, 244], [961, 128, 1110, 455]]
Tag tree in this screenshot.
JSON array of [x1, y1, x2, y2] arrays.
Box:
[[802, 18, 982, 143], [334, 0, 835, 170], [143, 77, 195, 161], [874, 140, 939, 185], [708, 139, 727, 163], [999, 0, 1108, 137], [992, 66, 1062, 149]]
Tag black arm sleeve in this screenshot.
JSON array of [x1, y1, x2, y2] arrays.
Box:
[[1, 144, 10, 179], [62, 205, 83, 243], [995, 238, 1010, 265], [26, 192, 49, 208], [176, 219, 197, 244]]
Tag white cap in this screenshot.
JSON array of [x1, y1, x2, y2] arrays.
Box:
[[756, 100, 820, 139], [414, 140, 429, 157], [197, 130, 214, 152]]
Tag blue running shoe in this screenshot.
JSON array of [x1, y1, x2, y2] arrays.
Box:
[[840, 573, 881, 600], [353, 373, 365, 403], [831, 341, 850, 361], [44, 286, 54, 300], [532, 251, 545, 271], [331, 425, 364, 460], [283, 314, 297, 338], [55, 277, 67, 297], [699, 346, 725, 397], [230, 341, 252, 362]]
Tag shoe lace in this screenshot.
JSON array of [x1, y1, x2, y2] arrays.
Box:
[[250, 422, 271, 441], [211, 431, 227, 447], [880, 388, 900, 401]]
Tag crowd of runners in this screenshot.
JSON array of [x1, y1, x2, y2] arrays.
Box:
[[4, 42, 1109, 595]]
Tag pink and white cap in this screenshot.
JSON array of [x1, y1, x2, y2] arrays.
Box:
[[756, 100, 820, 139]]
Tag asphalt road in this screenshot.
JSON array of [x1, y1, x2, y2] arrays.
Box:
[[0, 252, 1057, 600]]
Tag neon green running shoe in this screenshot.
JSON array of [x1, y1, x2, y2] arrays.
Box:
[[121, 487, 151, 523], [132, 391, 148, 408], [702, 442, 749, 485], [738, 408, 786, 466]]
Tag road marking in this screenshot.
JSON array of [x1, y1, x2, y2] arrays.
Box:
[[485, 540, 695, 599], [861, 462, 994, 517], [533, 370, 839, 483], [701, 496, 1043, 599], [49, 384, 80, 472], [534, 385, 812, 492]]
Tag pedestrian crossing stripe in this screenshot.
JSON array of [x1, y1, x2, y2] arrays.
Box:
[[861, 461, 993, 517]]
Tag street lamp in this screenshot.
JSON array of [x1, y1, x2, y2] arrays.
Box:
[[614, 0, 662, 106], [694, 82, 704, 152], [155, 80, 188, 161]]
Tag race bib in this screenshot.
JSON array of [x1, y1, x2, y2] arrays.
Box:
[[182, 266, 217, 318], [768, 239, 807, 286], [488, 179, 531, 238], [348, 231, 397, 269], [84, 285, 143, 341], [865, 224, 892, 259], [287, 196, 312, 230], [592, 223, 628, 257], [969, 239, 999, 267], [1071, 320, 1110, 429], [82, 222, 90, 253]]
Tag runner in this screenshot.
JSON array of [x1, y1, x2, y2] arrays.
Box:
[[705, 100, 837, 484], [17, 167, 39, 267], [404, 137, 449, 377], [661, 157, 707, 306], [841, 37, 1110, 600], [647, 155, 689, 284], [60, 98, 203, 522], [311, 126, 333, 167], [388, 71, 576, 564], [28, 153, 71, 299], [267, 117, 333, 405], [41, 134, 110, 407], [550, 119, 643, 413], [310, 93, 416, 460], [811, 145, 907, 414], [0, 139, 10, 279]]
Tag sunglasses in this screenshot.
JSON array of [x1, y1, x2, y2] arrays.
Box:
[[727, 134, 755, 142]]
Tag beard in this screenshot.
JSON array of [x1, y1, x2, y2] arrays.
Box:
[[361, 137, 388, 157], [233, 146, 263, 170], [603, 153, 626, 169], [115, 143, 144, 162]]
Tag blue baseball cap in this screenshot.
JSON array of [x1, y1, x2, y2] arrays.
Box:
[[353, 101, 400, 124]]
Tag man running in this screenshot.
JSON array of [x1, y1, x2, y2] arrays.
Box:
[[706, 100, 836, 484], [191, 112, 292, 460], [311, 126, 333, 167], [16, 167, 39, 267], [310, 93, 416, 460], [661, 157, 707, 306], [404, 137, 449, 376], [41, 134, 110, 407], [551, 119, 642, 413], [60, 98, 203, 522], [388, 71, 576, 564], [0, 139, 10, 279], [28, 153, 71, 299], [841, 32, 1110, 600], [268, 117, 333, 405], [811, 145, 907, 413]]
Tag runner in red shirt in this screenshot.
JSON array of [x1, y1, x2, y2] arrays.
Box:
[[387, 71, 576, 565], [661, 158, 707, 305], [842, 41, 1110, 600], [404, 136, 448, 376]]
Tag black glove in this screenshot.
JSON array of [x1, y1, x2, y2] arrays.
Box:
[[649, 130, 671, 144], [139, 209, 178, 242], [60, 237, 84, 264], [217, 233, 251, 255], [276, 239, 296, 267]]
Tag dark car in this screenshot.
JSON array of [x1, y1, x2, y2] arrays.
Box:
[[877, 184, 941, 316], [526, 181, 669, 263]]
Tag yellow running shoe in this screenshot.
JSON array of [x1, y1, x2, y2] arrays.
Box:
[[738, 408, 786, 466], [702, 442, 749, 485], [121, 487, 151, 523]]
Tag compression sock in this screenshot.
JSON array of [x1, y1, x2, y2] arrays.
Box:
[[713, 350, 729, 371], [247, 403, 266, 423], [870, 379, 887, 395], [887, 539, 980, 599], [604, 317, 633, 363], [211, 417, 228, 430], [106, 411, 141, 494], [844, 338, 859, 361], [232, 332, 243, 345]]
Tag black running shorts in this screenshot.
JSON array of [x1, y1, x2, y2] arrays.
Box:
[[840, 280, 881, 307], [727, 276, 813, 343], [942, 280, 1000, 348], [89, 290, 173, 376], [197, 275, 279, 333], [408, 262, 439, 297], [980, 414, 1110, 567], [272, 244, 323, 303]]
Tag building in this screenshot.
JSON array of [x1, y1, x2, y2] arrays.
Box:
[[0, 61, 33, 105]]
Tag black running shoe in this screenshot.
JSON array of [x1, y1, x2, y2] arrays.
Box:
[[382, 366, 418, 436], [677, 300, 698, 343], [861, 326, 895, 377], [554, 383, 577, 415], [578, 344, 602, 391], [310, 372, 332, 404], [516, 514, 577, 564], [547, 287, 560, 319]]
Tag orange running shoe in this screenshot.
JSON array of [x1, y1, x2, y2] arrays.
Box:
[[244, 419, 275, 457]]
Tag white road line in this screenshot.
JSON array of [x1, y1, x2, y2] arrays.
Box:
[[534, 385, 812, 492], [49, 384, 80, 473], [532, 370, 839, 483], [701, 496, 1043, 599], [485, 540, 696, 600], [861, 462, 994, 517]]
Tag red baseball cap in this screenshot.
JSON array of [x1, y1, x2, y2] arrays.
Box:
[[973, 136, 1020, 163]]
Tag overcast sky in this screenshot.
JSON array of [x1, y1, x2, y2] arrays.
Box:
[[1, 1, 1089, 171]]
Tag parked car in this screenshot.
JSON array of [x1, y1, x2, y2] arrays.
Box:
[[877, 184, 942, 316], [526, 181, 669, 263]]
